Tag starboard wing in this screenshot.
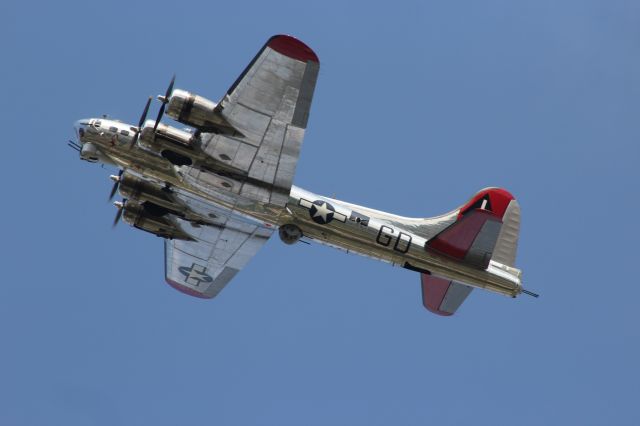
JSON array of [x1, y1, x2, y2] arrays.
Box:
[[189, 34, 320, 206]]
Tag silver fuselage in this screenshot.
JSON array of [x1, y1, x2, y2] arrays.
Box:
[[75, 118, 522, 297]]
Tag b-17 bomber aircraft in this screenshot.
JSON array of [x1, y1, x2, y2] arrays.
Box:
[[71, 35, 536, 316]]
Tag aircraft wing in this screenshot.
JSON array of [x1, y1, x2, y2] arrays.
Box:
[[191, 34, 320, 206], [164, 214, 273, 299]]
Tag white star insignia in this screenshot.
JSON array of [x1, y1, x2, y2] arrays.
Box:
[[313, 202, 333, 222], [187, 269, 209, 282]]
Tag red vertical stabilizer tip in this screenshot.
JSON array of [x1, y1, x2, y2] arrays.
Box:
[[458, 188, 515, 219], [267, 35, 319, 63]]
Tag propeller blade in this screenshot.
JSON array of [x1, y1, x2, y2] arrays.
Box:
[[129, 96, 153, 149], [165, 74, 176, 98], [108, 170, 123, 201], [112, 207, 123, 228], [112, 199, 126, 227], [153, 75, 176, 132], [153, 103, 166, 133], [139, 96, 152, 128], [129, 132, 139, 149]]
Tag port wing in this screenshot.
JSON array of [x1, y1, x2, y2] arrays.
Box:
[[164, 215, 273, 299]]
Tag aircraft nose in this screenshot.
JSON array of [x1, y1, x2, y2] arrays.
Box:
[[74, 119, 90, 141]]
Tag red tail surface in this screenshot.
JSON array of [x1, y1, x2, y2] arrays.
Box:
[[420, 188, 521, 316], [425, 188, 515, 269]]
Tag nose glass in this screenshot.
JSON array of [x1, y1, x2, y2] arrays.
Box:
[[74, 120, 89, 140]]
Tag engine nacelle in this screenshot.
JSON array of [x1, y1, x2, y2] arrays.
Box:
[[118, 173, 181, 214], [165, 89, 216, 130], [121, 202, 194, 241], [116, 173, 216, 226], [138, 121, 196, 166], [165, 89, 235, 133]]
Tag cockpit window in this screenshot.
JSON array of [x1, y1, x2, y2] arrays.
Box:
[[120, 130, 130, 136], [94, 120, 101, 127], [109, 126, 118, 132]]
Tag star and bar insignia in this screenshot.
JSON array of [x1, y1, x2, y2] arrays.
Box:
[[298, 199, 347, 225], [178, 263, 213, 287]]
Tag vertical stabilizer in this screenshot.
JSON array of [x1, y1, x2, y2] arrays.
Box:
[[417, 188, 522, 316], [424, 188, 520, 270]]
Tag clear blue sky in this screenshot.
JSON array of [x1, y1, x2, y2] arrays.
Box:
[[2, 1, 639, 425]]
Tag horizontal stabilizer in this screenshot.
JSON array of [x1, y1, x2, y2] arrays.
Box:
[[420, 273, 473, 316]]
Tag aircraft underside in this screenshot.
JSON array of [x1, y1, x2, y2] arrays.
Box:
[[72, 34, 532, 316]]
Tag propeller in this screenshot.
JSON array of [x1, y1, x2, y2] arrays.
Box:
[[129, 96, 153, 149], [112, 199, 127, 227], [108, 170, 124, 201], [153, 74, 176, 132]]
